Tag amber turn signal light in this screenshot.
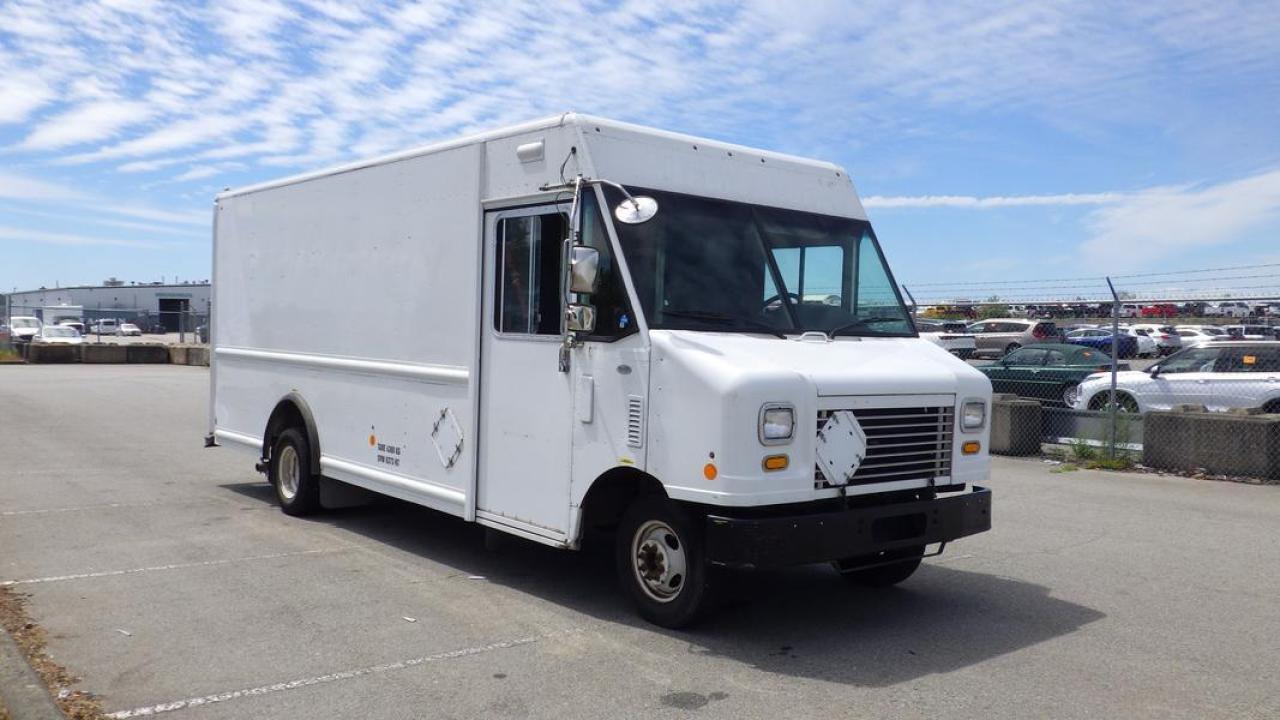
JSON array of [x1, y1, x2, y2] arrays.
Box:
[[962, 441, 981, 455], [762, 454, 789, 471]]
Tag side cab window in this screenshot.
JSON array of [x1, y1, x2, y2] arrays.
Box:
[[578, 189, 637, 341]]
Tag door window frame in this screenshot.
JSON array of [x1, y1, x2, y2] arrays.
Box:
[[487, 203, 571, 344]]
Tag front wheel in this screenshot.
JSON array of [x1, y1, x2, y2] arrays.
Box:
[[270, 428, 320, 516], [1062, 382, 1081, 407], [1004, 342, 1021, 356], [835, 545, 924, 587], [1088, 392, 1139, 413], [616, 497, 714, 629]]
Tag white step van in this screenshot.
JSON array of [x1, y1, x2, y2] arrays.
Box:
[[210, 114, 992, 627]]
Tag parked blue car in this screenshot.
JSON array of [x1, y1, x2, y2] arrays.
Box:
[[1063, 328, 1139, 358]]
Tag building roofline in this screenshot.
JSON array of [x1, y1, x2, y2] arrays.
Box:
[[9, 283, 210, 294]]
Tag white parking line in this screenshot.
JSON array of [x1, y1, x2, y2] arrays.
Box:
[[0, 499, 269, 517], [1, 501, 169, 517], [105, 631, 569, 718], [0, 548, 347, 587]]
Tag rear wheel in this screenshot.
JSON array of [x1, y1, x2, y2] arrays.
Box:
[[835, 545, 924, 587], [1004, 342, 1021, 356], [270, 428, 320, 516], [616, 497, 714, 628]]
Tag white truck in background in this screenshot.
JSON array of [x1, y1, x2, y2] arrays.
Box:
[[209, 114, 993, 627]]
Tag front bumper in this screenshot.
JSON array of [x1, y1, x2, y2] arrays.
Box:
[[704, 486, 992, 568]]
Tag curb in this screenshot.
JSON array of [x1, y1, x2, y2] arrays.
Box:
[[0, 625, 64, 720]]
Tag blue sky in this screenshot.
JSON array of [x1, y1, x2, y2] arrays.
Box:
[[2, 0, 1279, 303]]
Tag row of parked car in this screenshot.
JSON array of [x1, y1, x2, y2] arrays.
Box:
[[976, 341, 1280, 414], [917, 317, 1280, 360], [2, 316, 144, 344], [922, 301, 1280, 320]]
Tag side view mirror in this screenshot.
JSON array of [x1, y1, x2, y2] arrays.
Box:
[[566, 303, 596, 334], [569, 246, 600, 295], [614, 196, 658, 224], [1148, 365, 1161, 378]]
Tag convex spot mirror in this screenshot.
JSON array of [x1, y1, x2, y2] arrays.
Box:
[[569, 246, 600, 295], [566, 304, 596, 334], [614, 196, 658, 225]]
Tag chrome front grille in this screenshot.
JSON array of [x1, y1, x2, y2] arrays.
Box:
[[815, 405, 954, 487]]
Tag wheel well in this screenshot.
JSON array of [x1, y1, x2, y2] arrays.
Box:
[[263, 394, 320, 473], [579, 467, 666, 533], [1263, 399, 1280, 414]]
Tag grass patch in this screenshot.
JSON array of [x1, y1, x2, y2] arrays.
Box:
[[0, 348, 23, 364], [1050, 463, 1080, 473], [1085, 455, 1135, 471]]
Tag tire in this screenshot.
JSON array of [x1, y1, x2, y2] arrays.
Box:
[[1263, 400, 1280, 415], [616, 497, 714, 629], [1088, 392, 1139, 413], [834, 545, 924, 587], [1004, 342, 1021, 356], [270, 428, 320, 516]]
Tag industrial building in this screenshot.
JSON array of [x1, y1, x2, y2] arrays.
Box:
[[5, 279, 210, 332]]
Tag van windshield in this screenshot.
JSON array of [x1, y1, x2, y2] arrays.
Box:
[[603, 187, 914, 337]]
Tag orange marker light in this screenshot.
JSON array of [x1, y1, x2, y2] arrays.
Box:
[[703, 463, 718, 480], [962, 441, 981, 455], [369, 434, 377, 447], [762, 454, 789, 471]]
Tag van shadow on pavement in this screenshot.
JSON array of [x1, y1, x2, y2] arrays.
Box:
[[222, 482, 1105, 688]]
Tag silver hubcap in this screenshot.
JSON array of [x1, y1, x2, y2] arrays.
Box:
[[277, 445, 300, 501], [632, 520, 687, 603]]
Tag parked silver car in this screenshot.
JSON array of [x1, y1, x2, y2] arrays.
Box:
[[966, 318, 1060, 357]]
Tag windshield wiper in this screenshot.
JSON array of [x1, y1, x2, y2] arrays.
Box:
[[660, 309, 787, 339], [828, 317, 909, 338]]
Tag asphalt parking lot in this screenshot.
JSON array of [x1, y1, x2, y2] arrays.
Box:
[[2, 365, 1279, 719]]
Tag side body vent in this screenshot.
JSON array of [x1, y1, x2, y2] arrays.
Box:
[[626, 395, 645, 448]]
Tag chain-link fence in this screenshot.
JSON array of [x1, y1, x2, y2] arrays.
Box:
[[2, 303, 208, 347], [908, 271, 1280, 478]]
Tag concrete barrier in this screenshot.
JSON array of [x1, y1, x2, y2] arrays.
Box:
[[186, 346, 210, 366], [1144, 410, 1280, 480], [23, 343, 80, 363], [168, 346, 189, 365], [82, 344, 128, 363], [126, 344, 170, 363], [990, 394, 1042, 456]]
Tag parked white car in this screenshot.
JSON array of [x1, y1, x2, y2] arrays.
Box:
[[119, 322, 142, 336], [1072, 341, 1280, 413], [1175, 325, 1228, 346], [1222, 324, 1273, 341], [1210, 302, 1252, 318], [9, 316, 41, 342], [1117, 326, 1158, 357], [33, 325, 84, 345], [1128, 323, 1182, 356], [89, 319, 120, 335], [914, 319, 977, 359]]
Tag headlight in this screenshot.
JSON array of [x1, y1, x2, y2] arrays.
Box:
[[759, 404, 795, 444], [961, 400, 986, 430]]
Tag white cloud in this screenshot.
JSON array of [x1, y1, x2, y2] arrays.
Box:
[[0, 74, 55, 124], [19, 99, 156, 150], [1081, 169, 1280, 267], [0, 224, 166, 249], [864, 192, 1127, 209], [0, 170, 84, 201]]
